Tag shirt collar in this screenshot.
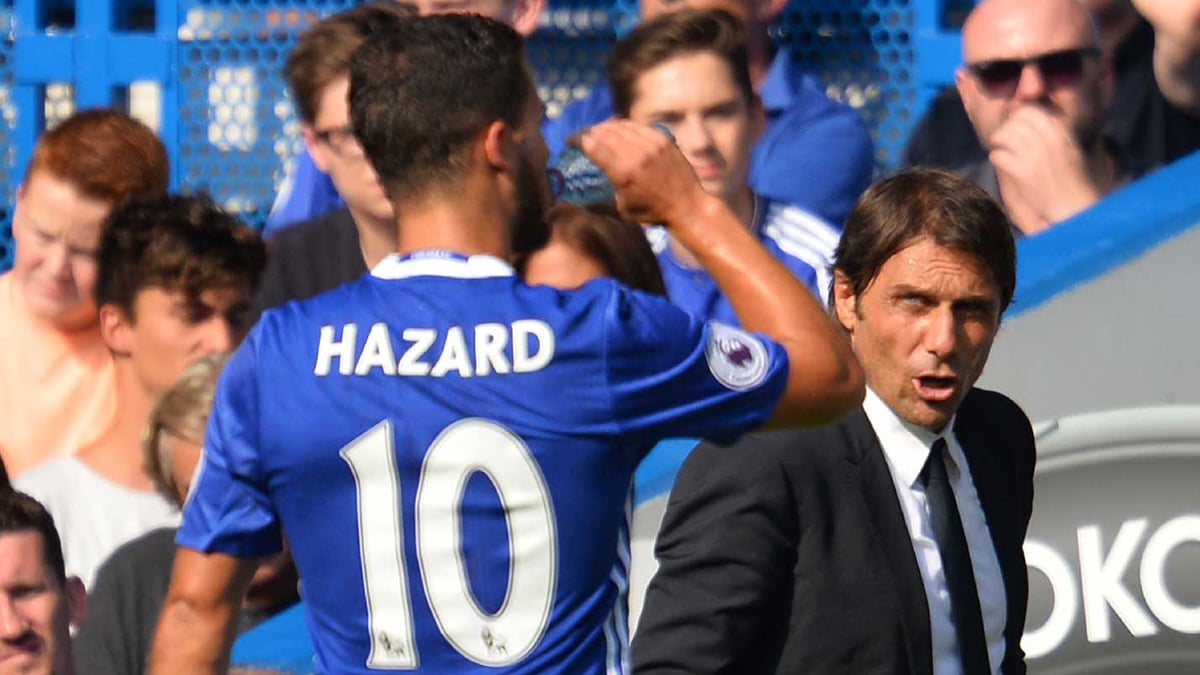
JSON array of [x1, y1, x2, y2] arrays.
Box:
[[862, 387, 960, 488], [759, 47, 804, 114], [371, 251, 515, 280]]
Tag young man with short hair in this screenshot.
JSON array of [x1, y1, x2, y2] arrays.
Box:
[[608, 9, 843, 321], [250, 2, 413, 320], [546, 0, 874, 228], [16, 194, 265, 591], [151, 14, 862, 673], [0, 490, 87, 675], [0, 109, 169, 477], [264, 0, 547, 233]]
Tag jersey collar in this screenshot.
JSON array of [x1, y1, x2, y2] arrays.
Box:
[[371, 251, 516, 280]]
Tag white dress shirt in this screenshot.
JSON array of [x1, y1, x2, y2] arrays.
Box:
[[862, 389, 1007, 675]]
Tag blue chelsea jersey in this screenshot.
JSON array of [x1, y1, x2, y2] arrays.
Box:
[[647, 196, 841, 326], [179, 253, 788, 674]]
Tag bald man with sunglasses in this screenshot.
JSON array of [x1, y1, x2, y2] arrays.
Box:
[[954, 0, 1139, 236]]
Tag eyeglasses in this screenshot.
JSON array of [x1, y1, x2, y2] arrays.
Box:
[[313, 124, 364, 159], [966, 47, 1100, 98]]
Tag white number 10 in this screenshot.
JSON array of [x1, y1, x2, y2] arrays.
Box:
[[340, 418, 558, 669]]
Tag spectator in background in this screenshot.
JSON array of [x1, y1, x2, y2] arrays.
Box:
[[518, 202, 667, 294], [251, 2, 414, 321], [952, 0, 1140, 236], [74, 354, 299, 675], [905, 0, 1200, 179], [608, 9, 841, 322], [265, 0, 547, 234], [15, 194, 265, 591], [0, 110, 168, 478], [545, 0, 874, 228], [0, 490, 87, 675]]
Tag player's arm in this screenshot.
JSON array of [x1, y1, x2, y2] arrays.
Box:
[[581, 121, 864, 427], [148, 547, 259, 674]]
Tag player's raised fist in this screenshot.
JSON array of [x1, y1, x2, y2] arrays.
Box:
[[579, 119, 711, 228]]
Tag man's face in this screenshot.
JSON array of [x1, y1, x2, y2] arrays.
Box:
[[0, 530, 81, 675], [509, 90, 553, 257], [10, 172, 112, 332], [627, 51, 761, 212], [107, 286, 248, 397], [304, 77, 394, 225], [956, 0, 1109, 149], [834, 238, 1002, 432]]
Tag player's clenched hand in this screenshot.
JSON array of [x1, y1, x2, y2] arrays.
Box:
[[579, 120, 710, 227], [988, 105, 1103, 228]]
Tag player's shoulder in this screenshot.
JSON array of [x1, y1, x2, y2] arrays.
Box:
[[252, 275, 377, 343]]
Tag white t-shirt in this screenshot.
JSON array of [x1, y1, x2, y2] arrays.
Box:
[[15, 457, 181, 591]]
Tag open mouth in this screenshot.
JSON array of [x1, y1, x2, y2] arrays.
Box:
[[913, 375, 958, 402]]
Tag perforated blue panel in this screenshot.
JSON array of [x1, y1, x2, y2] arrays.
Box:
[[776, 1, 917, 168], [174, 2, 353, 230], [0, 3, 15, 270], [0, 0, 962, 266]]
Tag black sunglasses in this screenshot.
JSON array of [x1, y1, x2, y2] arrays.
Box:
[[967, 47, 1100, 97]]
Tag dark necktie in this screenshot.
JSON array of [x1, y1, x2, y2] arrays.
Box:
[[923, 438, 991, 674]]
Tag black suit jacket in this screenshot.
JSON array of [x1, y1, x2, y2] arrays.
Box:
[[632, 388, 1036, 675]]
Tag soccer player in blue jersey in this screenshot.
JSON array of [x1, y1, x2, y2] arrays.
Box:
[[149, 14, 863, 674], [609, 9, 844, 321]]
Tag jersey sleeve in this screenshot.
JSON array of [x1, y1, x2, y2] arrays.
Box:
[[177, 332, 283, 557], [601, 287, 789, 446]]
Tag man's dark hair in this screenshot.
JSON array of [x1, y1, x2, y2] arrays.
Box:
[[284, 2, 416, 125], [834, 168, 1016, 312], [94, 194, 267, 328], [0, 490, 67, 584], [349, 13, 534, 202], [608, 9, 754, 118]]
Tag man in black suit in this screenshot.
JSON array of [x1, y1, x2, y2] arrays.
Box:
[[633, 168, 1036, 675]]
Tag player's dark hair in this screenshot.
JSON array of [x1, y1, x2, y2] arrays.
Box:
[[349, 13, 534, 201], [516, 202, 668, 296], [94, 194, 266, 332], [284, 2, 416, 124], [834, 168, 1016, 313], [0, 490, 68, 584], [608, 9, 753, 117]]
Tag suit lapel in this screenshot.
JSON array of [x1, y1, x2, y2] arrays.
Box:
[[843, 410, 933, 675]]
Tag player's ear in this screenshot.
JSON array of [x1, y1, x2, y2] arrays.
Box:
[[832, 270, 858, 334], [481, 120, 514, 172], [99, 303, 134, 356]]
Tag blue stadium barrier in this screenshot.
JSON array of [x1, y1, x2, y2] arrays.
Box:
[[0, 0, 971, 270]]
